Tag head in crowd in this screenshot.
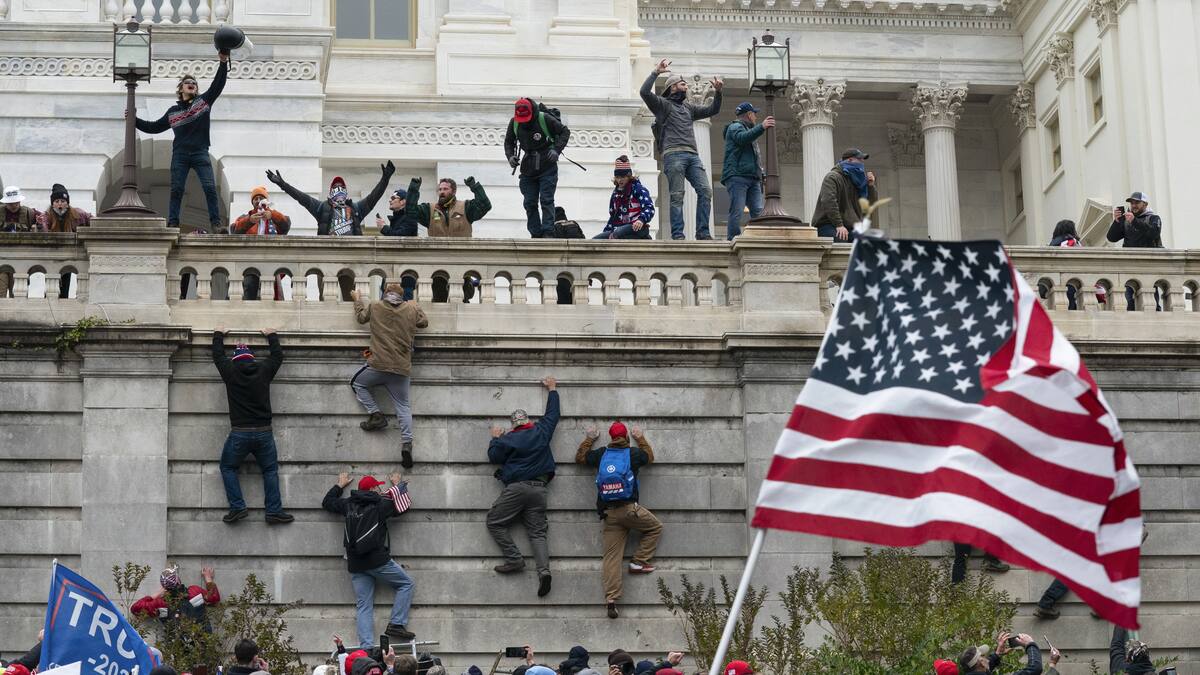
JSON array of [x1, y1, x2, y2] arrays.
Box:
[[510, 408, 530, 429], [177, 74, 199, 102], [607, 651, 634, 675], [1125, 191, 1150, 215], [2, 186, 24, 212], [634, 661, 657, 675], [416, 651, 439, 675], [661, 73, 688, 102], [251, 186, 270, 210], [357, 475, 389, 494], [382, 282, 406, 306], [234, 638, 260, 666], [956, 644, 990, 673], [723, 661, 753, 675], [524, 668, 553, 675], [933, 659, 959, 675], [609, 421, 628, 443], [389, 188, 406, 212], [393, 655, 418, 675], [1125, 637, 1153, 669], [1052, 219, 1078, 241], [460, 668, 483, 675], [5, 665, 32, 675], [232, 343, 255, 363], [159, 565, 183, 592], [329, 177, 349, 207], [841, 148, 869, 166], [735, 101, 761, 125], [559, 645, 590, 675], [613, 155, 635, 188], [437, 178, 457, 206]]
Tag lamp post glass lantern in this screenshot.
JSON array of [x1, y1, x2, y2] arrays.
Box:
[[104, 19, 156, 215], [747, 30, 803, 226]]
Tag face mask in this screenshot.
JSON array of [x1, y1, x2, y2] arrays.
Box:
[[668, 90, 687, 103], [330, 187, 348, 205], [53, 207, 68, 216]]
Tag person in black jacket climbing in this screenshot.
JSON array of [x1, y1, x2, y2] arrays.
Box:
[[504, 98, 571, 238], [265, 162, 395, 236], [211, 327, 293, 525], [322, 471, 416, 649]]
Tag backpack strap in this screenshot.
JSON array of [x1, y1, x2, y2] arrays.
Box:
[[537, 111, 554, 143]]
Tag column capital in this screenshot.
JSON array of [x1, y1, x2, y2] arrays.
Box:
[[1044, 32, 1075, 86], [1087, 0, 1119, 33], [911, 80, 968, 132], [1008, 82, 1037, 132], [789, 77, 846, 128], [686, 74, 716, 108]]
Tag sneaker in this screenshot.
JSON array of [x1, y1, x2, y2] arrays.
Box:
[[265, 511, 295, 525], [360, 412, 388, 432], [981, 558, 1010, 573], [222, 508, 249, 524], [385, 624, 415, 640], [493, 561, 526, 574], [628, 562, 657, 574], [401, 441, 414, 470], [671, 234, 686, 240], [607, 602, 619, 619], [537, 574, 552, 597], [696, 234, 713, 240], [1034, 606, 1060, 620]]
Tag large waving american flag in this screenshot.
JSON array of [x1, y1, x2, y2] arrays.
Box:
[[751, 237, 1143, 628]]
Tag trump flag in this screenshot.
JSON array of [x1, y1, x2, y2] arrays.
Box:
[[41, 563, 158, 675]]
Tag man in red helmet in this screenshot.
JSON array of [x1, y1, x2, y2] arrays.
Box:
[[504, 97, 571, 238]]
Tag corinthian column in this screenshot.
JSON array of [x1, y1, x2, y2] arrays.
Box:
[[790, 77, 845, 222], [912, 81, 968, 240], [682, 75, 716, 239]]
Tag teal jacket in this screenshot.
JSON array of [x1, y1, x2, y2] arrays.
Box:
[[720, 119, 766, 183]]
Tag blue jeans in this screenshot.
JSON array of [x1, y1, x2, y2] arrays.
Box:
[[593, 222, 651, 240], [519, 165, 558, 238], [664, 151, 712, 239], [723, 176, 763, 240], [351, 560, 414, 648], [218, 430, 283, 514], [168, 148, 221, 227]]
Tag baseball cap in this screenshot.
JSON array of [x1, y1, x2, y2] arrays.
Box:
[[609, 421, 628, 439], [724, 661, 753, 675], [842, 148, 869, 160], [514, 98, 534, 124], [734, 102, 761, 115], [1125, 191, 1150, 204], [933, 659, 959, 675], [358, 476, 386, 491]]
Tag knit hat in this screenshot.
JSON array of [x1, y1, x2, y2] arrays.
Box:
[[232, 343, 255, 362], [358, 476, 386, 491], [633, 661, 656, 675], [614, 155, 632, 177], [723, 662, 753, 675], [661, 73, 685, 94], [933, 659, 959, 675], [250, 186, 269, 203], [655, 670, 683, 675], [609, 421, 628, 440], [514, 98, 535, 124], [345, 650, 368, 675], [50, 183, 70, 204], [159, 565, 182, 590], [511, 409, 530, 426]]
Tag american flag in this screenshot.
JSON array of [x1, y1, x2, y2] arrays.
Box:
[[386, 482, 412, 514], [751, 237, 1143, 628]]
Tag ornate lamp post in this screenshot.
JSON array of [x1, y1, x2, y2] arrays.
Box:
[[103, 19, 156, 216], [747, 30, 804, 226]]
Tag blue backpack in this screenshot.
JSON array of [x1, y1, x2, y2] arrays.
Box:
[[596, 447, 637, 502]]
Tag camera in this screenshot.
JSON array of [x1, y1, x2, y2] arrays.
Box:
[[505, 647, 527, 659]]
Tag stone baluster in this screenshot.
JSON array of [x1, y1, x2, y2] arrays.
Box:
[[198, 0, 213, 23], [635, 278, 652, 306], [103, 0, 121, 22], [604, 278, 621, 306], [212, 0, 228, 23], [480, 277, 496, 304], [322, 275, 339, 303], [791, 78, 846, 222], [572, 280, 589, 305], [122, 0, 137, 21], [180, 0, 196, 24], [912, 81, 968, 240], [666, 280, 683, 306], [697, 280, 713, 306], [261, 276, 277, 301], [417, 277, 434, 304], [1051, 285, 1069, 311], [1140, 285, 1158, 313], [541, 278, 558, 305], [196, 273, 211, 300], [165, 0, 179, 23], [290, 275, 305, 302], [1166, 286, 1184, 313], [75, 274, 88, 301], [12, 273, 28, 298], [228, 271, 244, 300]]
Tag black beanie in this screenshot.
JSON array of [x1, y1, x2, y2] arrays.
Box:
[[50, 183, 69, 203]]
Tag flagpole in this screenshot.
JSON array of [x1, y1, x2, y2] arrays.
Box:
[[707, 528, 768, 675]]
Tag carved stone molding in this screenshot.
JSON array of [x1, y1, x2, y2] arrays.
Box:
[[638, 3, 1015, 31], [323, 125, 631, 149], [631, 140, 654, 158], [685, 74, 716, 108], [1008, 82, 1036, 131], [0, 57, 318, 80], [886, 122, 925, 168], [790, 77, 846, 128], [744, 263, 809, 280], [1044, 33, 1075, 86], [88, 255, 167, 274], [911, 81, 968, 131], [1087, 0, 1119, 32]]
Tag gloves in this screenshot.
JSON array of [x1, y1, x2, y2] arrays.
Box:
[[546, 150, 559, 163], [508, 155, 519, 169], [409, 176, 422, 190], [265, 169, 283, 186], [464, 176, 478, 188], [381, 160, 396, 178]]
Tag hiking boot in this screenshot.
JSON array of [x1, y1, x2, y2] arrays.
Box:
[[537, 574, 552, 597], [1034, 606, 1060, 620], [265, 511, 295, 525], [401, 441, 414, 470], [607, 602, 619, 619], [222, 508, 249, 524], [981, 557, 1010, 573], [696, 233, 713, 241], [385, 624, 415, 640], [360, 412, 388, 432], [628, 562, 656, 574], [671, 234, 686, 241], [493, 561, 526, 574]]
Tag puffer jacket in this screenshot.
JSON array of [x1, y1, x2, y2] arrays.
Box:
[[720, 119, 765, 183]]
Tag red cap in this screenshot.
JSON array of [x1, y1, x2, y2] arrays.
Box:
[[933, 660, 959, 675], [345, 649, 368, 675], [514, 98, 534, 123], [358, 476, 386, 491], [6, 665, 32, 675], [330, 176, 347, 190], [724, 661, 753, 675], [609, 421, 628, 439], [655, 670, 684, 675]]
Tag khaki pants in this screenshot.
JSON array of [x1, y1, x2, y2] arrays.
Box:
[[601, 502, 662, 602]]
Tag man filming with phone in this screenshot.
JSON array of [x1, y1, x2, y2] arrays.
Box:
[[957, 631, 1042, 674]]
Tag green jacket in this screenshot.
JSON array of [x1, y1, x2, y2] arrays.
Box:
[[811, 165, 878, 230], [720, 120, 766, 183], [406, 178, 492, 234]]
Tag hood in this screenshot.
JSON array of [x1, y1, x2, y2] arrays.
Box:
[[234, 360, 262, 376], [348, 489, 384, 506], [350, 656, 383, 675]]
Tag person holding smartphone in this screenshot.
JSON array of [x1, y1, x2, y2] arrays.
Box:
[[957, 632, 1042, 674]]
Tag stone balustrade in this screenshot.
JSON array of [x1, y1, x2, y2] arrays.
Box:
[[101, 0, 228, 24]]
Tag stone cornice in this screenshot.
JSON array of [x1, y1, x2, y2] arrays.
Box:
[[1044, 32, 1075, 86], [911, 81, 968, 131], [0, 57, 319, 80], [791, 77, 846, 128], [638, 4, 1015, 33], [322, 125, 631, 148], [1007, 81, 1036, 131]]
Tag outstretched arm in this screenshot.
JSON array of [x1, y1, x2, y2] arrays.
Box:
[[639, 70, 665, 114], [200, 59, 229, 105], [355, 161, 396, 226], [136, 110, 170, 135], [464, 178, 492, 222], [267, 170, 324, 219], [405, 178, 430, 227]]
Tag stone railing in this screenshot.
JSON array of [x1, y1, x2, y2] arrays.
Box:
[[0, 232, 88, 300], [101, 0, 229, 24]]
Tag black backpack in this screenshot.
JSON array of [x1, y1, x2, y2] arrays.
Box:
[[511, 102, 564, 145], [344, 500, 388, 556], [552, 220, 585, 239]]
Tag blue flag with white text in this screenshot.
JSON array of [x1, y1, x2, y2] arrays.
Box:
[[41, 563, 158, 675]]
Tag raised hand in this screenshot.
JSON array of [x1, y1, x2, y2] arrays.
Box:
[[337, 472, 352, 488], [265, 169, 284, 186], [389, 472, 403, 486], [711, 77, 724, 91], [631, 424, 644, 439], [382, 160, 396, 177], [201, 566, 215, 583], [585, 425, 599, 440], [655, 59, 671, 74]]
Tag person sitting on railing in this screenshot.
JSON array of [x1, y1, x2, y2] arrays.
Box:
[[406, 176, 491, 238], [40, 184, 91, 233], [377, 188, 420, 237], [266, 162, 394, 236], [594, 156, 655, 240]]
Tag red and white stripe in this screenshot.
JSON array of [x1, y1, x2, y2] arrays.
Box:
[[386, 483, 412, 514], [752, 247, 1143, 628]]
